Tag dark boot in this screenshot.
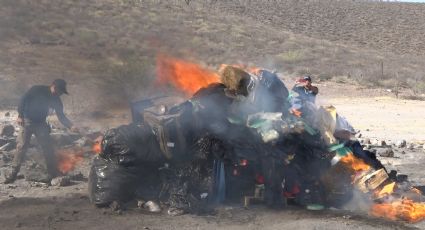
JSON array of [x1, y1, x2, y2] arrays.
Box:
[[3, 167, 19, 184]]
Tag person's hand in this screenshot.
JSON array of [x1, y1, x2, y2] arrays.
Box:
[[295, 79, 307, 86], [290, 108, 302, 117], [17, 117, 24, 126]]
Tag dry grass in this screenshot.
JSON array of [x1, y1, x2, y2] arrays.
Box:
[[0, 0, 425, 113]]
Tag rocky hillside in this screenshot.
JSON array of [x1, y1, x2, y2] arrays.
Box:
[[0, 0, 424, 114], [213, 0, 425, 56]]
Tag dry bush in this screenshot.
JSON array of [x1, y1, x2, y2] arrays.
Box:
[[401, 95, 425, 101]]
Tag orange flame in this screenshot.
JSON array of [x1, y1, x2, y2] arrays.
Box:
[[57, 147, 84, 174], [370, 185, 425, 222], [92, 136, 103, 154], [334, 151, 425, 222], [340, 153, 371, 172], [156, 55, 220, 95], [371, 198, 425, 223], [93, 142, 101, 154]]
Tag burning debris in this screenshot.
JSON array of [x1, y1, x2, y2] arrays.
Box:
[[333, 146, 425, 222], [1, 57, 424, 224], [84, 59, 425, 222], [0, 122, 101, 185], [57, 147, 85, 174]]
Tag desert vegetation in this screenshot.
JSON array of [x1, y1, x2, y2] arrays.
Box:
[[0, 0, 424, 112]]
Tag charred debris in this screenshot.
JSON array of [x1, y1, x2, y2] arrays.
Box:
[[87, 66, 425, 222]]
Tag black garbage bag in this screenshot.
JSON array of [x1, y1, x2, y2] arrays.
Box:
[[160, 164, 213, 215], [100, 124, 164, 166], [157, 135, 219, 214], [88, 156, 139, 207]]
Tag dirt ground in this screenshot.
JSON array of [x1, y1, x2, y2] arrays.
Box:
[[1, 1, 425, 229], [318, 81, 425, 141], [1, 83, 425, 230], [0, 195, 419, 230]]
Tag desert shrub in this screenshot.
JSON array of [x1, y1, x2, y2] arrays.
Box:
[[295, 68, 311, 76], [335, 76, 349, 84], [74, 28, 99, 44], [277, 50, 305, 63], [407, 75, 425, 95], [317, 73, 332, 81], [415, 82, 425, 94], [401, 95, 425, 101]]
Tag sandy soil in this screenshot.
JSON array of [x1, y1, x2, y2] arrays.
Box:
[[317, 82, 425, 142], [328, 97, 425, 141]]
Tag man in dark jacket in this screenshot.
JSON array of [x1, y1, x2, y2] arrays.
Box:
[[4, 79, 77, 183]]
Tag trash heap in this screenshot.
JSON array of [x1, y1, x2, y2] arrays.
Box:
[[88, 65, 425, 221]]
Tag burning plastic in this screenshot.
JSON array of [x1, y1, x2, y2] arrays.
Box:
[[57, 147, 84, 174], [85, 59, 425, 223]]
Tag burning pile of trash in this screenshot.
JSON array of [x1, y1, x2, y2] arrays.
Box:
[[87, 57, 425, 222]]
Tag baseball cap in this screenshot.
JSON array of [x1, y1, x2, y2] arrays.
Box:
[[303, 75, 312, 82], [52, 79, 68, 94]]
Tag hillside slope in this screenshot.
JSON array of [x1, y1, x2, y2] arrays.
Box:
[[0, 0, 424, 114]]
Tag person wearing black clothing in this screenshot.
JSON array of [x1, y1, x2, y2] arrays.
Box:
[[4, 79, 77, 184]]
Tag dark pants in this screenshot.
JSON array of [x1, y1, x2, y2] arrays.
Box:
[[12, 121, 59, 178]]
